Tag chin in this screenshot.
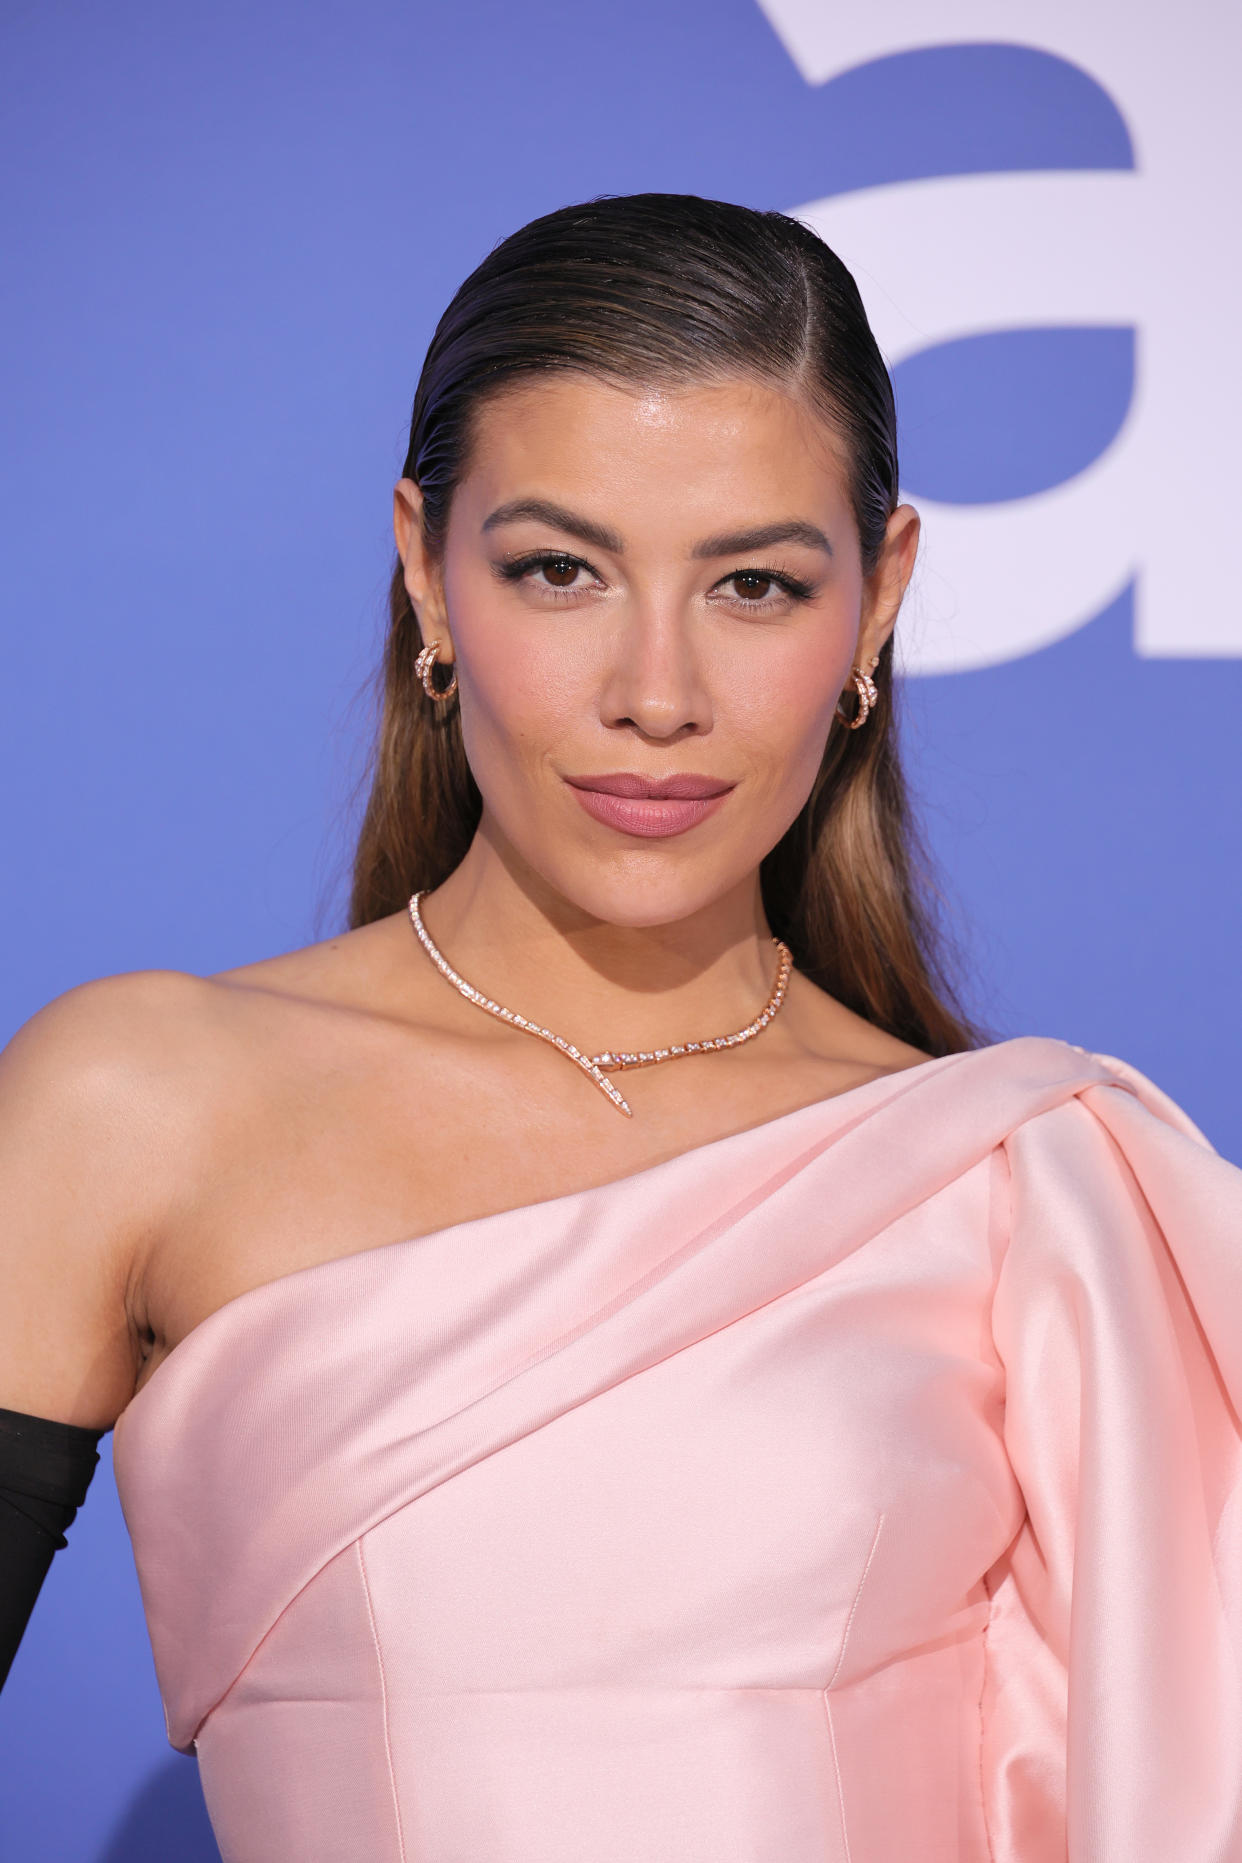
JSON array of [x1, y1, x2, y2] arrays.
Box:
[[539, 857, 750, 934]]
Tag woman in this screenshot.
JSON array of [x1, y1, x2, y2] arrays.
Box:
[[1, 193, 1240, 1862]]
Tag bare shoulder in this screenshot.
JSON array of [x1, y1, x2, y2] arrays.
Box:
[[0, 913, 414, 1192], [0, 968, 235, 1426], [0, 967, 231, 1138]]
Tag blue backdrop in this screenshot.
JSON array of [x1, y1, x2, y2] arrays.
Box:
[[2, 3, 1238, 1855]]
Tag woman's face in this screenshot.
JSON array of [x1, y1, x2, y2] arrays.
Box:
[[395, 373, 919, 930]]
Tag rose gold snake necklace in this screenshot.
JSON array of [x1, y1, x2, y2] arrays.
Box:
[[407, 890, 793, 1118]]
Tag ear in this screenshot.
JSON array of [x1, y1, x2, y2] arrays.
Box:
[[393, 479, 455, 660], [856, 502, 921, 669]]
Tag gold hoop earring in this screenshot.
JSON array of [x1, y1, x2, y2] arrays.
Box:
[[836, 663, 879, 731], [415, 638, 458, 703]]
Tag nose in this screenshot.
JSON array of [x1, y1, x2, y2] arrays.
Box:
[[597, 596, 713, 742]]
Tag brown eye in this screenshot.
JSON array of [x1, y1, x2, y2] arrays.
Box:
[[541, 556, 580, 588], [731, 571, 775, 600]]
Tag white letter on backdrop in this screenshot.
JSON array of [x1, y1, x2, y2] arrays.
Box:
[[756, 0, 1242, 671]]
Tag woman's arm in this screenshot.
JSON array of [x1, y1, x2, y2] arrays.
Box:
[[0, 1406, 104, 1689], [0, 974, 194, 1685]]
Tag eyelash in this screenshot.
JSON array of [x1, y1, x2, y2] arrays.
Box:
[[494, 551, 817, 608]]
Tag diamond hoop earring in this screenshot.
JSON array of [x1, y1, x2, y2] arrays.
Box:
[[415, 639, 458, 703], [836, 661, 879, 731]]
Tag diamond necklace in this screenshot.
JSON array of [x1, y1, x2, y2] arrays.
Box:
[[406, 890, 793, 1118]]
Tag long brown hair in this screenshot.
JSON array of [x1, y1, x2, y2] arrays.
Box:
[[349, 193, 975, 1055]]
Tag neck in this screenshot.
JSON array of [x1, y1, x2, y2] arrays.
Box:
[[418, 824, 781, 1056]]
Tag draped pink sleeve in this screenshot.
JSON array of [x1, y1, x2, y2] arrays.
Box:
[[983, 1057, 1242, 1858]]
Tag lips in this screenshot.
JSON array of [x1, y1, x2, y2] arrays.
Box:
[[564, 772, 734, 800], [564, 771, 735, 838]]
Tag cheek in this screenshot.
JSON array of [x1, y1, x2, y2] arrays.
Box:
[[723, 635, 851, 795], [445, 570, 601, 790]]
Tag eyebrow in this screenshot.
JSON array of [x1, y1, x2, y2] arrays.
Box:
[[480, 499, 833, 561], [691, 520, 833, 559], [481, 499, 625, 555]]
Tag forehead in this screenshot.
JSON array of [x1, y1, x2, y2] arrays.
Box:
[[455, 373, 854, 542]]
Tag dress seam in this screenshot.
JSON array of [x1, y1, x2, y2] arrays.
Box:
[[827, 1510, 885, 1690], [820, 1511, 884, 1863], [357, 1536, 409, 1863], [820, 1691, 853, 1863]]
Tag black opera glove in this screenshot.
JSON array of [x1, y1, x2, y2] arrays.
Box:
[[0, 1405, 104, 1691]]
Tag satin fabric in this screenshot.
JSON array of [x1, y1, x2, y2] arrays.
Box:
[[111, 1037, 1242, 1862]]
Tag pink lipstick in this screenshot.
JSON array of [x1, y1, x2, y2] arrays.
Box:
[[563, 772, 734, 839]]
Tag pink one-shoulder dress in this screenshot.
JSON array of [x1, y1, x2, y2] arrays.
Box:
[[111, 1037, 1242, 1861]]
